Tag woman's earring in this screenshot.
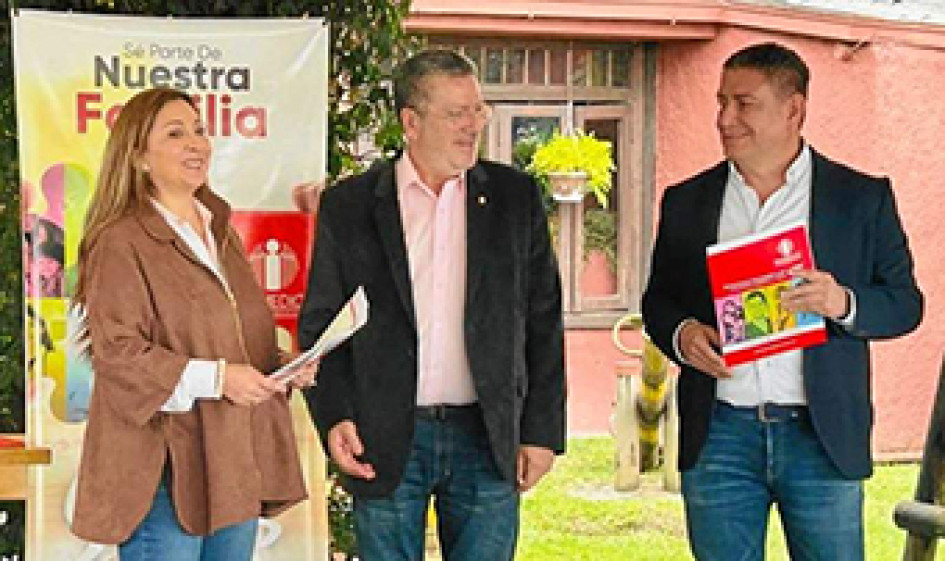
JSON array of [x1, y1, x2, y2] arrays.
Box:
[[140, 163, 150, 173]]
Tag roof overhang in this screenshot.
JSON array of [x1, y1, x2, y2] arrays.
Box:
[[406, 0, 945, 51]]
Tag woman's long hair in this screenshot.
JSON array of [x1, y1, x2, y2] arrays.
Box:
[[72, 88, 198, 308]]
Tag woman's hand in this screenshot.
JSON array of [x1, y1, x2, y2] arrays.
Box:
[[222, 364, 285, 406], [287, 359, 319, 390]]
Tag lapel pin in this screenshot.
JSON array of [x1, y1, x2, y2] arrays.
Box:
[[477, 194, 487, 206]]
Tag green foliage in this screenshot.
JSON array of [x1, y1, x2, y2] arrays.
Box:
[[528, 130, 615, 207], [326, 471, 357, 555], [0, 501, 25, 558], [0, 0, 24, 435], [583, 209, 617, 271], [0, 0, 415, 555]]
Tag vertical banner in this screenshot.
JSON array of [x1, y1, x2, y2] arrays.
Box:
[[13, 10, 329, 560]]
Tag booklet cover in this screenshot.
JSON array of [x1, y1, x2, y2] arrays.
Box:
[[271, 286, 369, 384], [706, 221, 826, 367]]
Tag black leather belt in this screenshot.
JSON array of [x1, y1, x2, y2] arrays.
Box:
[[718, 400, 809, 423], [415, 403, 480, 422]]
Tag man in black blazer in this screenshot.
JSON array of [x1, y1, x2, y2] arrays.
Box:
[[643, 43, 922, 560], [299, 49, 566, 560]]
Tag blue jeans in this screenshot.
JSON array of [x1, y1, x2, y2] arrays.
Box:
[[119, 469, 258, 561], [681, 402, 864, 561], [354, 410, 519, 561]]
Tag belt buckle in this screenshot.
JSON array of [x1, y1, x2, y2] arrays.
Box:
[[430, 404, 447, 421], [757, 402, 773, 423]]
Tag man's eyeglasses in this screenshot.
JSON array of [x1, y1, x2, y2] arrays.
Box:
[[412, 103, 493, 126]]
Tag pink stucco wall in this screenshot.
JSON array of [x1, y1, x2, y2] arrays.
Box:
[[657, 27, 945, 456], [566, 330, 638, 436]]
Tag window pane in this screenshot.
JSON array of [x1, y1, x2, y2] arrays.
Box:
[[579, 118, 620, 298], [528, 48, 546, 85], [511, 116, 560, 171], [591, 50, 608, 87], [549, 48, 567, 85], [507, 49, 526, 84], [485, 48, 503, 84], [466, 47, 483, 81], [571, 49, 588, 87], [612, 48, 631, 87], [580, 209, 618, 297], [583, 118, 620, 209]]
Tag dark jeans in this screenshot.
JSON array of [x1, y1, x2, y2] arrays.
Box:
[[354, 408, 519, 561], [681, 401, 864, 561]]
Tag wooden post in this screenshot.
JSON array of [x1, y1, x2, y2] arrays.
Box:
[[612, 362, 641, 491], [661, 375, 681, 493]]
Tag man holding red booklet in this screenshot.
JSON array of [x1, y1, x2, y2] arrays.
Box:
[[643, 42, 922, 561]]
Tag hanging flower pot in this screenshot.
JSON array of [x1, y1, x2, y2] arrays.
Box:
[[547, 170, 589, 203], [527, 130, 614, 207]]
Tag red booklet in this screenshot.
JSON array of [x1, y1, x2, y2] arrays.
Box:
[[706, 221, 826, 367]]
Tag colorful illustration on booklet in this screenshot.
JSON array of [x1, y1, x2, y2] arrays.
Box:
[[716, 296, 745, 345], [742, 289, 774, 339], [715, 278, 824, 345], [769, 281, 796, 332]]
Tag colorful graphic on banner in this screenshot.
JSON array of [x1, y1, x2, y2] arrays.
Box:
[[14, 10, 329, 560]]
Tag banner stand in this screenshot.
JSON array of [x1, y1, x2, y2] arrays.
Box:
[[14, 10, 331, 560]]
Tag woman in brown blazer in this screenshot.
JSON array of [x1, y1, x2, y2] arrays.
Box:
[[70, 87, 312, 560]]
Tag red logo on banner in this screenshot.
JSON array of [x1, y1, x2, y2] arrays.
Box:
[[230, 211, 316, 350], [248, 238, 301, 292]]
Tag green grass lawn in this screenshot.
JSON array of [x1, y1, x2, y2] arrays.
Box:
[[517, 436, 932, 560]]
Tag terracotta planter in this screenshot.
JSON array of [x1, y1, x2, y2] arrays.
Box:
[[580, 249, 617, 296], [548, 171, 589, 203]]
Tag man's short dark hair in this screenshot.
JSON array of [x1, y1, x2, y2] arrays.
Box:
[[393, 49, 477, 115], [724, 42, 809, 98]]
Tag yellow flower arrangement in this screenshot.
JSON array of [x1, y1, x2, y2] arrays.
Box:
[[528, 130, 615, 206]]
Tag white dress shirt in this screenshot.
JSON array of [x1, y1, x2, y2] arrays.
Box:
[[714, 146, 813, 406]]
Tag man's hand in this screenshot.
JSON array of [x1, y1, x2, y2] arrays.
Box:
[[292, 181, 325, 214], [781, 269, 849, 320], [327, 420, 376, 480], [516, 445, 555, 492], [222, 364, 285, 406], [678, 320, 732, 378]]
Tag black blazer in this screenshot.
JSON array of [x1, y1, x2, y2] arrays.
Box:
[[299, 159, 566, 497], [642, 149, 923, 479]]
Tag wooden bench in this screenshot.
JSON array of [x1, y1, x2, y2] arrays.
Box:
[[895, 355, 945, 560]]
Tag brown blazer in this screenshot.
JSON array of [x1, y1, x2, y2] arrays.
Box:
[[71, 188, 306, 544]]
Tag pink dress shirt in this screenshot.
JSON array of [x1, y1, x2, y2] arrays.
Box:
[[396, 154, 477, 406]]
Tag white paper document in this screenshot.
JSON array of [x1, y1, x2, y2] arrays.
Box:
[[271, 286, 369, 383]]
